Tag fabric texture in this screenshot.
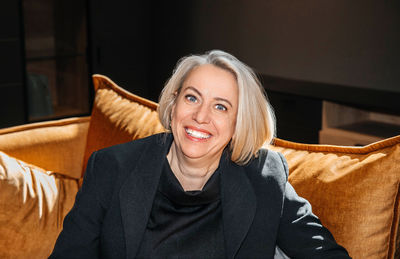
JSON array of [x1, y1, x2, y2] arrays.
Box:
[[0, 151, 79, 259], [269, 136, 400, 259], [0, 117, 90, 179], [82, 75, 165, 176]]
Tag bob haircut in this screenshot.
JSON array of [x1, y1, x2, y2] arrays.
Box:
[[158, 50, 276, 165]]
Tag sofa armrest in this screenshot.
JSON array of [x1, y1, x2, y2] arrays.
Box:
[[0, 117, 90, 179]]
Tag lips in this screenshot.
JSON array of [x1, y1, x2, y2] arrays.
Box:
[[185, 127, 211, 140]]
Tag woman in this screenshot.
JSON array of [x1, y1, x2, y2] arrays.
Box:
[[50, 50, 350, 258]]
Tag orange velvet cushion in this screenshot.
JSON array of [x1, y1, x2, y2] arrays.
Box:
[[0, 117, 90, 179], [0, 151, 79, 258], [82, 75, 165, 175], [269, 137, 400, 259]]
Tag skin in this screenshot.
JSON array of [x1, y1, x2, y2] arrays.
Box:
[[167, 64, 239, 191]]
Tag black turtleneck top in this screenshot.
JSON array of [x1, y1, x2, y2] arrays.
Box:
[[136, 158, 225, 258]]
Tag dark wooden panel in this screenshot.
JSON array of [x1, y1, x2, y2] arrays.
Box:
[[0, 0, 20, 39], [0, 84, 26, 128], [88, 0, 195, 102], [0, 40, 23, 85], [268, 91, 322, 143], [261, 74, 400, 115], [0, 0, 26, 128], [88, 0, 152, 99]]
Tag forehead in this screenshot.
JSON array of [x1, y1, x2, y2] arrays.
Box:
[[181, 64, 238, 97]]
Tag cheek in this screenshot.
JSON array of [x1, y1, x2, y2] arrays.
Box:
[[228, 112, 237, 130], [171, 101, 181, 122], [170, 103, 187, 129], [229, 120, 237, 136], [217, 117, 237, 137], [228, 115, 238, 138], [171, 104, 180, 123], [174, 101, 193, 120], [170, 104, 177, 130]]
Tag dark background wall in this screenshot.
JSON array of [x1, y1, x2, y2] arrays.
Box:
[[88, 1, 152, 99], [0, 0, 26, 126], [88, 1, 196, 101], [1, 0, 399, 142], [218, 1, 400, 94], [86, 0, 399, 143], [89, 0, 399, 100]]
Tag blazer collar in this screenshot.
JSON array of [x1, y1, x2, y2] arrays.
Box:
[[119, 134, 257, 259]]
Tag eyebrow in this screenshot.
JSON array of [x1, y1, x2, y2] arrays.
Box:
[[185, 86, 233, 108]]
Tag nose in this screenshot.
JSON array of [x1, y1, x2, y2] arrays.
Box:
[[193, 103, 210, 124]]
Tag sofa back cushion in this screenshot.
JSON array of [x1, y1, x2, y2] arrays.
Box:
[[269, 137, 400, 259], [0, 117, 90, 179], [82, 75, 165, 174]]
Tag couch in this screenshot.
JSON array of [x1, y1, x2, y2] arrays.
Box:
[[0, 75, 399, 259]]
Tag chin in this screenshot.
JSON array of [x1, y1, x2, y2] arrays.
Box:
[[180, 147, 209, 159]]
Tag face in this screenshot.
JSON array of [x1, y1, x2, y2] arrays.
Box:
[[170, 64, 239, 162]]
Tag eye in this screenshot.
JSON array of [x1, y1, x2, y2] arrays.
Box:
[[215, 104, 227, 111], [185, 94, 197, 103]]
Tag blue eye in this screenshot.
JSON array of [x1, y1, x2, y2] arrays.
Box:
[[215, 104, 227, 111], [185, 95, 197, 103]]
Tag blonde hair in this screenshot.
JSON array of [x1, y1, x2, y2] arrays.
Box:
[[158, 50, 275, 165]]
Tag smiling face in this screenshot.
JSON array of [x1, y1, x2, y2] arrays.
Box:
[[170, 64, 239, 163]]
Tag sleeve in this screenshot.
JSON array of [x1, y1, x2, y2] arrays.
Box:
[[276, 153, 351, 259], [49, 152, 104, 259]]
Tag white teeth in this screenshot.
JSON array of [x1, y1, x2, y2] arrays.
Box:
[[185, 128, 211, 139]]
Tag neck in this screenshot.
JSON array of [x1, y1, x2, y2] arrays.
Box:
[[167, 142, 221, 191]]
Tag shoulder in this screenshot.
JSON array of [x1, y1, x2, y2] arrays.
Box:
[[93, 133, 167, 168], [83, 133, 169, 206], [243, 148, 288, 190], [96, 133, 165, 157], [260, 148, 289, 180], [86, 133, 168, 183]]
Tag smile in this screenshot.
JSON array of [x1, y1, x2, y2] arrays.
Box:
[[185, 128, 211, 139]]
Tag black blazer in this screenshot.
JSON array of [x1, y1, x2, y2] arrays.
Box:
[[50, 133, 350, 259]]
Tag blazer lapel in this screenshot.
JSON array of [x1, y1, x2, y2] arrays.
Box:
[[119, 134, 172, 259], [220, 156, 257, 259]]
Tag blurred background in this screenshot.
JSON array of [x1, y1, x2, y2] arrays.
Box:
[[1, 0, 399, 144]]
